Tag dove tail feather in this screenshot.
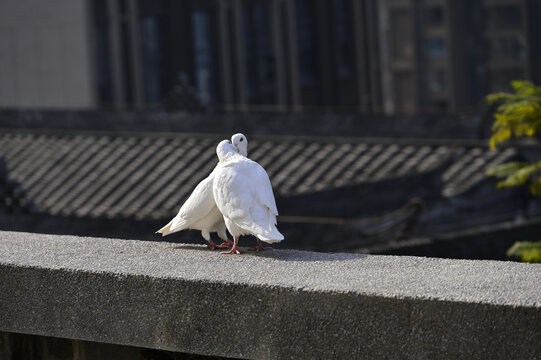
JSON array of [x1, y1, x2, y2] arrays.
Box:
[[232, 217, 284, 243], [258, 226, 284, 243], [264, 210, 282, 242], [156, 220, 174, 236], [169, 216, 189, 233], [156, 215, 191, 236]]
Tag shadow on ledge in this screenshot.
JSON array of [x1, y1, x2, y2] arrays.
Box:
[[168, 243, 369, 262]]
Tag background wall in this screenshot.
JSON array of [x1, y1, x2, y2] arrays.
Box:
[[0, 0, 95, 109]]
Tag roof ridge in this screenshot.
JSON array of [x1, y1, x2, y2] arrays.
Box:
[[2, 126, 535, 148]]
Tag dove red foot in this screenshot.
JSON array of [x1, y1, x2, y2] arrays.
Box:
[[218, 238, 235, 248], [248, 239, 273, 252], [207, 239, 230, 250], [222, 236, 243, 254]]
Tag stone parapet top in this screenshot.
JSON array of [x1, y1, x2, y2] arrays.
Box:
[[0, 231, 539, 306], [0, 231, 539, 359]]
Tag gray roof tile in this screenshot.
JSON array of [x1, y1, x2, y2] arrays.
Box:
[[0, 131, 522, 219]]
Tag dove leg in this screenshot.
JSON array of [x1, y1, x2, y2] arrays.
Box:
[[247, 239, 273, 252], [221, 236, 243, 254], [218, 237, 234, 247], [207, 239, 230, 250], [216, 228, 234, 248], [202, 230, 228, 250]]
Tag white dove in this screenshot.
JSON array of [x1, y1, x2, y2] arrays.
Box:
[[213, 139, 284, 254], [231, 133, 248, 156], [156, 173, 232, 249], [155, 134, 249, 249]]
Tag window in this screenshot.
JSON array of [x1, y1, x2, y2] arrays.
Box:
[[242, 6, 256, 97], [490, 69, 524, 92], [394, 72, 415, 113], [428, 68, 446, 93], [192, 10, 215, 105], [426, 6, 444, 27], [486, 6, 522, 29], [488, 36, 525, 61], [429, 99, 448, 113], [427, 37, 446, 59], [253, 4, 275, 94], [390, 9, 413, 61], [242, 2, 275, 98], [92, 0, 113, 104], [295, 0, 317, 84], [140, 17, 163, 103], [332, 0, 351, 78]]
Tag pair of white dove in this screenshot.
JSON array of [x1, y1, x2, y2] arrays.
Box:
[[157, 133, 284, 254]]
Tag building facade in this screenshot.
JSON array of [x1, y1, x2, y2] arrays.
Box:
[[90, 0, 382, 112], [0, 0, 539, 113], [378, 0, 541, 114]]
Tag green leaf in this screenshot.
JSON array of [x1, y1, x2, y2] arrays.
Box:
[[487, 161, 541, 194], [507, 240, 541, 263], [529, 176, 541, 195], [511, 80, 541, 96], [498, 163, 541, 188], [486, 161, 530, 178]]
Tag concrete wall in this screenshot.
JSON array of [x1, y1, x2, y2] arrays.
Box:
[[0, 231, 540, 359], [0, 0, 95, 109]]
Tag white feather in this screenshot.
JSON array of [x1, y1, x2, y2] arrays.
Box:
[[156, 170, 228, 242], [213, 140, 284, 244]]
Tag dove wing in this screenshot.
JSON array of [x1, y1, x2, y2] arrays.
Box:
[[251, 162, 279, 217], [167, 174, 218, 232], [214, 158, 282, 241]]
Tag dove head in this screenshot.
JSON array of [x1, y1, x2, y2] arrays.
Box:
[[216, 140, 238, 162], [231, 133, 248, 156]]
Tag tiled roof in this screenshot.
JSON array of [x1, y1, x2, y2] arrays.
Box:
[[441, 146, 518, 197], [0, 131, 519, 220]]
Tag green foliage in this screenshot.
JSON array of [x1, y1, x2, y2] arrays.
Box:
[[486, 81, 541, 263], [486, 80, 541, 194], [486, 80, 541, 149], [506, 241, 541, 263], [486, 160, 541, 195]]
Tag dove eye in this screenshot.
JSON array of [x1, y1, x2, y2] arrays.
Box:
[[240, 138, 244, 142]]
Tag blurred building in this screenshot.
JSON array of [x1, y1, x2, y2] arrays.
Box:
[[0, 0, 95, 109], [89, 0, 383, 113], [0, 0, 540, 113], [379, 0, 541, 114]]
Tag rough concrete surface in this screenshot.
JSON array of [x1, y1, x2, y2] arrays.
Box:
[[0, 230, 539, 359]]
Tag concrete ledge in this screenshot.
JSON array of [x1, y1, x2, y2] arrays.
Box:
[[0, 231, 540, 359]]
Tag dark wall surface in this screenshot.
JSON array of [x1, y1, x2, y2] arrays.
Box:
[[0, 110, 486, 140]]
